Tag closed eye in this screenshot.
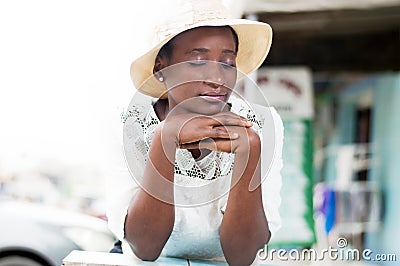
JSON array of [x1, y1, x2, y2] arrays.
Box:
[[221, 61, 236, 69], [187, 60, 207, 66]]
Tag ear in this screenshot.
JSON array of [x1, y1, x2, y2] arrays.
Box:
[[153, 55, 168, 74], [154, 55, 169, 83]]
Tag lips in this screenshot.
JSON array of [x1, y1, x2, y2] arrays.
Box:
[[199, 92, 227, 102]]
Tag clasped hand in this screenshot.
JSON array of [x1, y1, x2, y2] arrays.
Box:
[[161, 111, 260, 154]]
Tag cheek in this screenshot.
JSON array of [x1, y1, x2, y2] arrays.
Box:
[[167, 83, 198, 101], [227, 70, 237, 86], [225, 79, 236, 93], [216, 68, 237, 92], [163, 63, 199, 89]]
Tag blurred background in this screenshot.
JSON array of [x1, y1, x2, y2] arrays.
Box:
[[0, 0, 399, 265]]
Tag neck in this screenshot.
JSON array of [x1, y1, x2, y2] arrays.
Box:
[[189, 148, 211, 161], [153, 99, 169, 121]]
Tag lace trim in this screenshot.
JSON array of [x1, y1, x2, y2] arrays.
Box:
[[122, 98, 264, 181]]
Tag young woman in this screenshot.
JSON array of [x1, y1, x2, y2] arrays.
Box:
[[107, 1, 283, 265]]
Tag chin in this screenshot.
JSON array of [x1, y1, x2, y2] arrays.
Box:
[[188, 101, 228, 115]]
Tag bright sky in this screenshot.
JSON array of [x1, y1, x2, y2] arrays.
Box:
[[0, 0, 245, 173], [0, 1, 143, 169]]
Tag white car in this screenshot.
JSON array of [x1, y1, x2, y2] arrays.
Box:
[[0, 201, 115, 266]]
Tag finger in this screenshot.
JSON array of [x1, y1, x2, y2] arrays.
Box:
[[212, 112, 252, 126], [177, 124, 236, 145], [209, 113, 253, 127], [180, 127, 238, 144], [207, 126, 239, 140], [180, 138, 234, 153], [179, 139, 207, 150], [216, 112, 249, 122]]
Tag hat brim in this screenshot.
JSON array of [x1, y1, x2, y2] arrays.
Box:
[[130, 19, 273, 99]]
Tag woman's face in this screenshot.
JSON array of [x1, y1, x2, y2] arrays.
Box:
[[158, 26, 238, 115]]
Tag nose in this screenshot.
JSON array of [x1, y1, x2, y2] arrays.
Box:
[[203, 61, 225, 86], [203, 80, 224, 91]]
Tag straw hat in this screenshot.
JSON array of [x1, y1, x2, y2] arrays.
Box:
[[130, 0, 273, 99]]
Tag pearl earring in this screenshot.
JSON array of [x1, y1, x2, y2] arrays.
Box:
[[158, 76, 164, 82]]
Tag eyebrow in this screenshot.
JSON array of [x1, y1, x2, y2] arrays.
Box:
[[188, 48, 237, 55]]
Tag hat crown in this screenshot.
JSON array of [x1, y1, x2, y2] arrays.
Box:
[[155, 0, 230, 43]]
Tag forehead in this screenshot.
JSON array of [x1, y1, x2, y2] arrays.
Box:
[[170, 26, 236, 51]]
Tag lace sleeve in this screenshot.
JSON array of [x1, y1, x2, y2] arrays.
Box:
[[106, 104, 150, 241]]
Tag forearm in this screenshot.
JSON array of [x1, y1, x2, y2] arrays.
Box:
[[125, 129, 176, 260], [220, 135, 270, 266]]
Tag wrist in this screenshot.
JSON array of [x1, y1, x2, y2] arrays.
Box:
[[155, 121, 180, 148], [150, 124, 178, 163], [234, 128, 261, 155]]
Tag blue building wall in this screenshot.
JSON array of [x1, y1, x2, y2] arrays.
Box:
[[336, 73, 400, 264], [366, 73, 400, 263]]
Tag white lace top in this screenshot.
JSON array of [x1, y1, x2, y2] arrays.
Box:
[[106, 94, 283, 260]]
